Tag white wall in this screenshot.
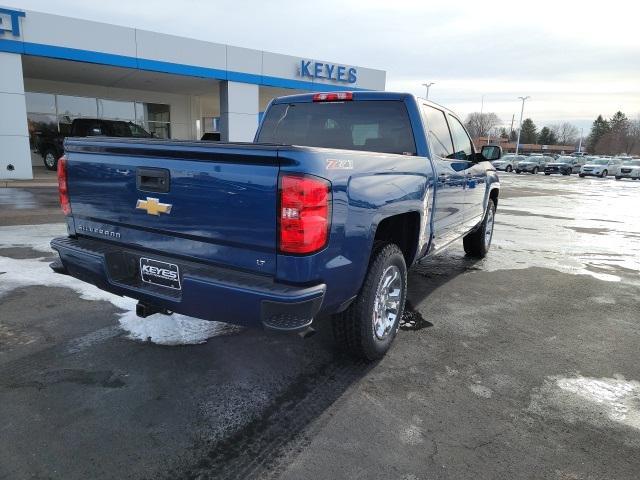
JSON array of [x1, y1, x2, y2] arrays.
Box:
[[0, 52, 31, 180], [219, 81, 259, 142], [11, 8, 386, 91]]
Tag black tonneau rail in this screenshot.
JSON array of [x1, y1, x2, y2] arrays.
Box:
[[63, 137, 293, 163]]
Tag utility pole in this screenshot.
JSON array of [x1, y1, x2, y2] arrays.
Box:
[[515, 96, 530, 155], [421, 82, 434, 100], [578, 127, 584, 153], [509, 114, 515, 137]]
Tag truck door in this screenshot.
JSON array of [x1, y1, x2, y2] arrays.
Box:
[[421, 104, 467, 248], [447, 114, 484, 226]]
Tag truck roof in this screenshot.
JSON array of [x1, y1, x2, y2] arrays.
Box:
[[271, 91, 412, 104], [270, 91, 457, 117]]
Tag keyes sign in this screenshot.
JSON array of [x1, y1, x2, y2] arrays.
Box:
[[299, 60, 357, 84]]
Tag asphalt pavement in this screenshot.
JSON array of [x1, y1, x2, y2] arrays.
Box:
[[0, 173, 639, 480]]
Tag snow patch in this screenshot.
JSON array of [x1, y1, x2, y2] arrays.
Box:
[[529, 375, 640, 432], [118, 310, 241, 345], [0, 223, 67, 253], [0, 224, 242, 346], [469, 384, 493, 399]]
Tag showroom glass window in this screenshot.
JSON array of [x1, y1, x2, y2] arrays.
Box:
[[136, 103, 171, 139], [25, 92, 171, 141], [24, 92, 57, 152]]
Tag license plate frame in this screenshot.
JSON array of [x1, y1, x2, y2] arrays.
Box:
[[139, 257, 182, 290]]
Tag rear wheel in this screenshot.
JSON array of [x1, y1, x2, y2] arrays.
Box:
[[601, 170, 608, 178], [515, 170, 521, 174], [463, 199, 496, 259], [544, 172, 551, 175], [615, 176, 621, 180], [533, 167, 539, 174], [579, 174, 585, 178], [505, 165, 513, 172], [332, 243, 407, 361]]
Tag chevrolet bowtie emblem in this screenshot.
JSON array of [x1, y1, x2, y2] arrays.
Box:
[[136, 197, 172, 216]]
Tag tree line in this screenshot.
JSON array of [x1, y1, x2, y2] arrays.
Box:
[[464, 112, 579, 146], [465, 111, 640, 155], [586, 112, 640, 155]]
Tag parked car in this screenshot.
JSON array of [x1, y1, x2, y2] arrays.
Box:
[[615, 159, 640, 180], [492, 154, 524, 172], [544, 156, 583, 175], [35, 118, 153, 170], [516, 155, 552, 174], [50, 91, 503, 360], [579, 158, 622, 178]]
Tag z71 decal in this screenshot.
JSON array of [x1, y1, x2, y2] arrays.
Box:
[[326, 159, 354, 170]]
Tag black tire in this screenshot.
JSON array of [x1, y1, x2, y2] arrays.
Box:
[[562, 169, 570, 175], [601, 170, 607, 178], [42, 149, 59, 171], [463, 198, 496, 259], [332, 243, 407, 361], [532, 167, 538, 174], [505, 165, 513, 173], [579, 174, 585, 178], [544, 172, 551, 175], [515, 170, 521, 174], [615, 176, 621, 180]]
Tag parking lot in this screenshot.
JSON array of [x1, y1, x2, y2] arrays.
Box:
[[1, 173, 639, 480]]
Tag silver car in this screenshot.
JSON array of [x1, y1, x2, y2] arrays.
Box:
[[579, 157, 622, 178], [615, 159, 640, 180], [516, 155, 552, 174], [492, 154, 525, 172]]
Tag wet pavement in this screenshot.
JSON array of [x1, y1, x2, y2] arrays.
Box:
[[0, 173, 639, 479]]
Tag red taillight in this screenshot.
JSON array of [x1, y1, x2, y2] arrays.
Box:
[[57, 155, 71, 216], [279, 174, 330, 254], [312, 92, 353, 102]]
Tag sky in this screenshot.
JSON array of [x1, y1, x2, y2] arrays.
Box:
[[5, 0, 640, 134]]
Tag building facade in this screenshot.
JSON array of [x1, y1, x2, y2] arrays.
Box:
[[0, 6, 386, 179]]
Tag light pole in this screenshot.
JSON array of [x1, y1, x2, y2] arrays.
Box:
[[422, 82, 435, 100], [480, 94, 485, 116], [515, 96, 530, 155], [578, 127, 584, 153]]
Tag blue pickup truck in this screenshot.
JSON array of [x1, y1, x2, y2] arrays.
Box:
[[51, 91, 501, 360]]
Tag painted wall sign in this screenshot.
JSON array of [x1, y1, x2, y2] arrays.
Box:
[[299, 60, 357, 84], [0, 8, 25, 37]]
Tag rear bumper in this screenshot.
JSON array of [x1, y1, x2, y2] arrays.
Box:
[[51, 236, 325, 331]]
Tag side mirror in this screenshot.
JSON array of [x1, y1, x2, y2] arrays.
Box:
[[481, 145, 502, 161]]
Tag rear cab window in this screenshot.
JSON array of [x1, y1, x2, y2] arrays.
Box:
[[257, 100, 416, 155]]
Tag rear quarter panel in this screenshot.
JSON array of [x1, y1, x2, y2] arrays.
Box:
[[276, 146, 434, 313]]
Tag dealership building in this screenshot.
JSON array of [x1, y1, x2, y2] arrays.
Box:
[[0, 6, 386, 180]]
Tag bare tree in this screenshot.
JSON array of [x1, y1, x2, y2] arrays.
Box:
[[550, 122, 579, 145], [464, 112, 501, 138]]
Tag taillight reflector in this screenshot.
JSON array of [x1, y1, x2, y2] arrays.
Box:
[[279, 174, 330, 254], [57, 155, 71, 216], [312, 92, 353, 102]]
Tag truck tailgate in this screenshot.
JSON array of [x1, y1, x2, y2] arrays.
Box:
[[65, 140, 279, 275]]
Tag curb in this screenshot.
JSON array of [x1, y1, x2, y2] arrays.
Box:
[[1, 181, 58, 188]]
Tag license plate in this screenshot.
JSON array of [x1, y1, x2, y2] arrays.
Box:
[[140, 257, 181, 290]]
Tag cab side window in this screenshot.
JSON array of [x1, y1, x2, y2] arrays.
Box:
[[421, 105, 454, 158], [447, 115, 474, 161]]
